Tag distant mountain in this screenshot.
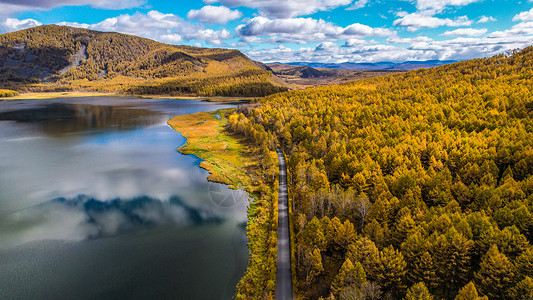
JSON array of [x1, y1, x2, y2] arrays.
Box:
[[268, 63, 326, 78], [283, 60, 458, 71], [0, 25, 287, 97]]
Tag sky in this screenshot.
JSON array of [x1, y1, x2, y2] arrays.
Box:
[[0, 0, 532, 63]]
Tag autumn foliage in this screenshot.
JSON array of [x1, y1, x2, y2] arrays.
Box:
[[228, 47, 533, 299]]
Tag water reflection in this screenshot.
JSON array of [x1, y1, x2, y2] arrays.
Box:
[[0, 97, 249, 300], [0, 194, 226, 249], [0, 102, 162, 136]]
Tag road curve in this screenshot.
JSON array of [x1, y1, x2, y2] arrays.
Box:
[[276, 148, 293, 300]]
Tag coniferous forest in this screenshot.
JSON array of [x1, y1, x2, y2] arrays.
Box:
[[228, 47, 533, 299]]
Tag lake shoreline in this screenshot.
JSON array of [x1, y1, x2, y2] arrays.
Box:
[[0, 96, 250, 299], [3, 91, 257, 103], [167, 109, 253, 190]]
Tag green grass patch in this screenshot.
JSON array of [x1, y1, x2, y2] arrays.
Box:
[[167, 109, 252, 190]]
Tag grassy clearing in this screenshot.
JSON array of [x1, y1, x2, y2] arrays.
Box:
[[167, 109, 252, 189]]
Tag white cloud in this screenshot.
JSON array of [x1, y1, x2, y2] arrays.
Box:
[[246, 42, 437, 63], [56, 21, 90, 28], [203, 0, 353, 18], [194, 28, 232, 45], [346, 0, 368, 10], [0, 0, 145, 13], [1, 17, 42, 32], [442, 28, 487, 37], [415, 0, 483, 13], [187, 5, 242, 24], [56, 11, 233, 46], [343, 38, 368, 47], [488, 21, 533, 38], [393, 13, 472, 31], [513, 8, 533, 22], [386, 34, 433, 44], [477, 15, 496, 23], [245, 17, 533, 64], [236, 16, 393, 43]]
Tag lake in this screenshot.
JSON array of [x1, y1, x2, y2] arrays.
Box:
[[0, 97, 249, 300]]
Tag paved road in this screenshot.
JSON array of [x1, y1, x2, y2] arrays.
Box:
[[276, 149, 293, 300]]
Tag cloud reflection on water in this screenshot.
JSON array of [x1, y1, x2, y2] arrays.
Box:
[[0, 194, 228, 249]]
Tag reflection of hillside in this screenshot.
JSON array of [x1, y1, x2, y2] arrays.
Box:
[[0, 103, 162, 136]]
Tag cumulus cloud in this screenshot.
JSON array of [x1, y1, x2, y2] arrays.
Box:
[[343, 38, 368, 47], [235, 16, 393, 43], [57, 11, 233, 46], [386, 34, 433, 44], [513, 8, 533, 22], [415, 0, 483, 13], [488, 21, 533, 38], [1, 17, 42, 32], [442, 28, 487, 37], [0, 0, 145, 12], [246, 42, 436, 64], [393, 13, 472, 31], [477, 15, 496, 23], [246, 17, 533, 64], [203, 0, 353, 18], [187, 5, 242, 24], [346, 0, 368, 10]]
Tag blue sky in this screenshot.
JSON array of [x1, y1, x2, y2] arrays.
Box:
[[0, 0, 532, 63]]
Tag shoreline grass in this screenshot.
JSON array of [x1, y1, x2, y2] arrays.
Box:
[[167, 109, 252, 189]]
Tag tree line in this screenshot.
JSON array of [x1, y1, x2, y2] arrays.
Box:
[[228, 47, 533, 299]]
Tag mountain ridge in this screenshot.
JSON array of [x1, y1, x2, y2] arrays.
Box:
[[0, 25, 286, 97], [280, 60, 458, 71]]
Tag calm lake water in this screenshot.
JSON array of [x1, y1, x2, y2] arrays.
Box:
[[0, 97, 249, 300]]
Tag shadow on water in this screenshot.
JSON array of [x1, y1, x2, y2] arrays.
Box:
[[0, 102, 162, 136]]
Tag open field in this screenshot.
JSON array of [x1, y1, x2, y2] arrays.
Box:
[[167, 109, 252, 189]]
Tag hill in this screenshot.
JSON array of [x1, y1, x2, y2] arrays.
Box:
[[229, 47, 533, 299], [0, 25, 287, 97], [267, 62, 400, 89], [268, 64, 326, 78]]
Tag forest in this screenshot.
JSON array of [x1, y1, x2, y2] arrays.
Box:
[[228, 47, 533, 299], [0, 25, 287, 97]]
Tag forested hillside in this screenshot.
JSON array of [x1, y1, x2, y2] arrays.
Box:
[[0, 25, 287, 96], [228, 47, 533, 299]]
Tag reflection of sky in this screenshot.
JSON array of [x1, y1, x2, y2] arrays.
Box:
[[0, 97, 247, 244], [0, 97, 250, 300]]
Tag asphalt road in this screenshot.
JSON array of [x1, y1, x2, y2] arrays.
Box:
[[276, 149, 293, 300]]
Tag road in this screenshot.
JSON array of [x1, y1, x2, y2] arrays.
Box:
[[276, 148, 293, 300]]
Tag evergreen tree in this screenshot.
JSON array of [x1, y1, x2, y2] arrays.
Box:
[[475, 245, 515, 299], [372, 245, 407, 295], [509, 276, 533, 300], [516, 247, 533, 279], [305, 248, 324, 284], [331, 259, 366, 297], [405, 282, 433, 300], [454, 282, 487, 300]]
